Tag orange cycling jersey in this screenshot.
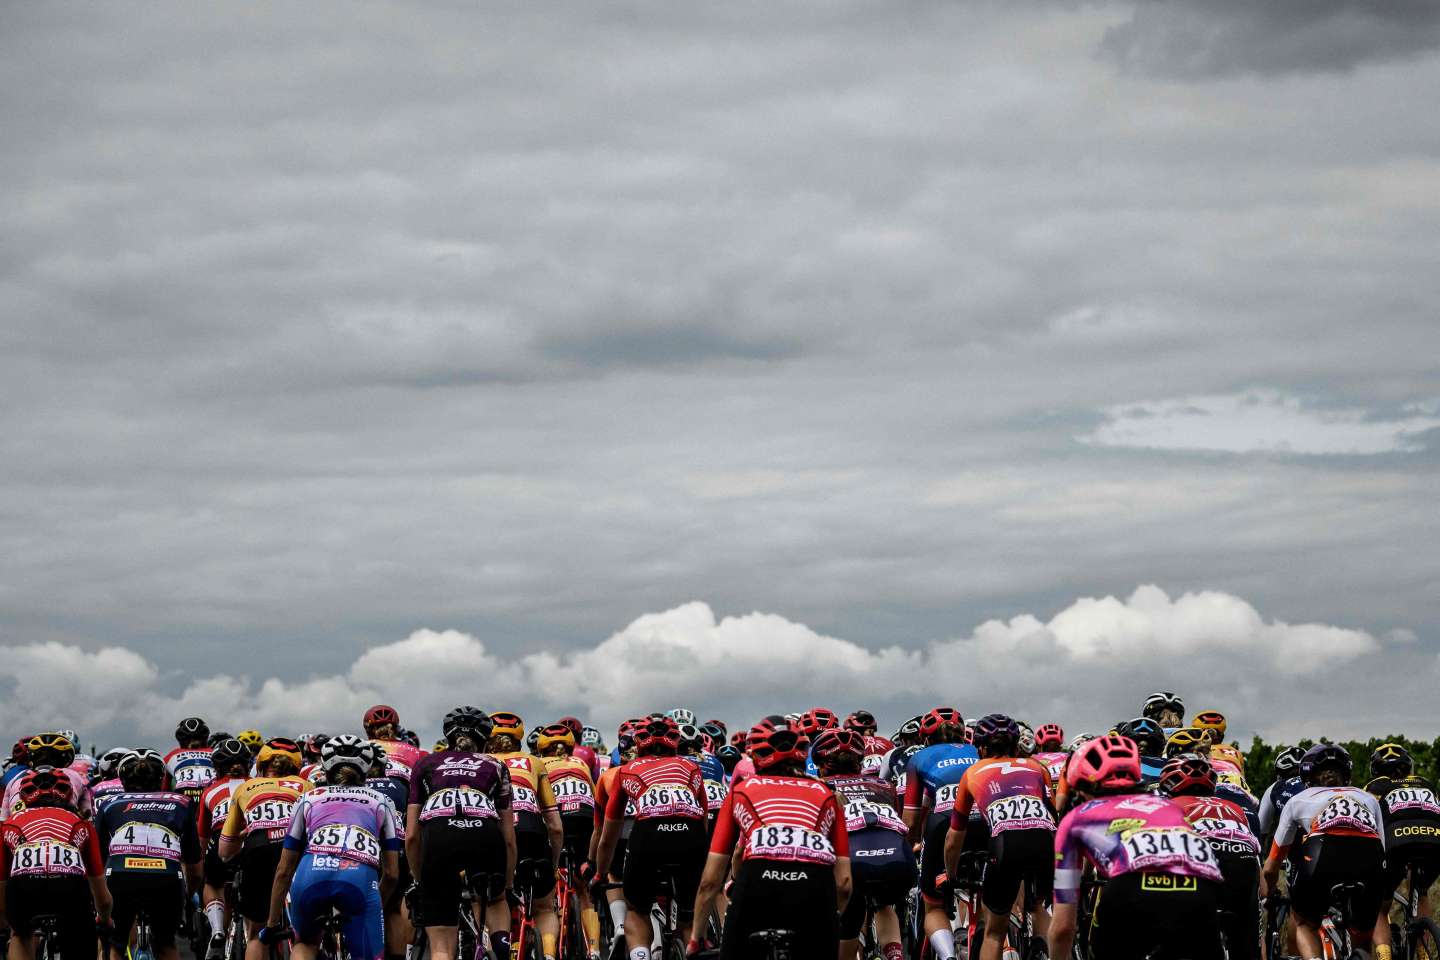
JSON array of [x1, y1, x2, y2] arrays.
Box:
[[950, 757, 1055, 834], [220, 776, 311, 849], [540, 755, 596, 818], [494, 753, 556, 834]]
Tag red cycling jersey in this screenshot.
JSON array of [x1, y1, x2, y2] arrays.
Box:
[[1, 807, 103, 879], [196, 775, 243, 848], [605, 756, 705, 822], [710, 774, 849, 866]]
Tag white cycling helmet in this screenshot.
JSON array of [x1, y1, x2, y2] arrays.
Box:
[[579, 726, 605, 750], [321, 734, 378, 778], [1067, 732, 1098, 752], [666, 708, 697, 726]]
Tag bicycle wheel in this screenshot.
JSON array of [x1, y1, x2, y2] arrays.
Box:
[[1410, 918, 1440, 960], [565, 891, 587, 960]]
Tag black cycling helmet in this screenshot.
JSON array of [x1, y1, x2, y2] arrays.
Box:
[[119, 749, 166, 791], [972, 714, 1019, 756], [442, 706, 493, 746], [1300, 743, 1353, 786], [211, 738, 250, 773], [206, 731, 233, 748], [699, 721, 726, 744], [1141, 692, 1183, 721], [1273, 745, 1305, 779], [715, 743, 742, 772], [175, 717, 209, 746], [1370, 742, 1413, 780], [1116, 717, 1165, 756]]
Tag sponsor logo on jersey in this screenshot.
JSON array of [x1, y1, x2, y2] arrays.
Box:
[[1397, 824, 1440, 837], [761, 869, 805, 880], [123, 857, 167, 870], [1140, 874, 1197, 892], [1107, 818, 1146, 834], [854, 847, 897, 857], [935, 757, 972, 770], [656, 822, 690, 832]]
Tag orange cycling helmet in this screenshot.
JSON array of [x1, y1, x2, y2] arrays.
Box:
[[257, 737, 303, 770], [1191, 710, 1227, 741], [536, 723, 576, 754], [490, 712, 525, 741]]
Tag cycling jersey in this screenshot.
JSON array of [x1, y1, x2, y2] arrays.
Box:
[[1171, 794, 1262, 960], [688, 753, 728, 816], [96, 790, 200, 878], [1054, 793, 1223, 904], [365, 774, 409, 835], [605, 756, 707, 823], [950, 757, 1055, 835], [493, 752, 557, 834], [409, 750, 513, 924], [370, 738, 425, 783], [541, 755, 597, 820], [196, 775, 243, 849], [825, 773, 907, 840], [710, 774, 848, 867], [1270, 785, 1384, 854], [825, 772, 914, 943], [902, 742, 979, 822], [878, 744, 921, 792], [2, 766, 92, 820], [1257, 774, 1304, 846], [1, 805, 103, 880], [1274, 785, 1386, 927], [220, 776, 312, 849], [91, 777, 126, 805], [573, 744, 601, 783], [1170, 794, 1261, 858], [1367, 775, 1440, 901], [1034, 750, 1068, 785], [409, 750, 512, 828], [163, 746, 216, 798], [860, 736, 894, 777]]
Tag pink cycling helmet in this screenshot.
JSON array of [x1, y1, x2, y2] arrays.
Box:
[[1065, 734, 1142, 792]]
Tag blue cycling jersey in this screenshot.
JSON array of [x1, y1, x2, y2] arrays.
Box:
[[902, 743, 979, 823]]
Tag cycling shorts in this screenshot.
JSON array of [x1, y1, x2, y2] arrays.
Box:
[[1383, 834, 1440, 900], [419, 819, 508, 925], [561, 812, 595, 869], [838, 832, 914, 940], [287, 857, 383, 959], [5, 875, 97, 957], [1290, 834, 1385, 926], [203, 838, 235, 889], [722, 858, 837, 960], [1089, 872, 1223, 960], [237, 842, 284, 922], [516, 829, 556, 898], [920, 814, 985, 904], [622, 816, 707, 915], [982, 827, 1054, 916], [607, 837, 629, 880], [1213, 853, 1262, 960], [109, 872, 184, 950]]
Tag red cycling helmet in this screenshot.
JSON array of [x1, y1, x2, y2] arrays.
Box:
[[635, 717, 681, 756], [19, 769, 74, 808], [557, 716, 584, 738], [844, 710, 878, 734], [750, 727, 808, 772], [919, 707, 964, 741], [729, 730, 748, 750], [801, 708, 839, 736], [1159, 755, 1216, 797], [364, 705, 400, 730], [1066, 735, 1142, 792], [812, 728, 864, 764], [1035, 724, 1065, 750], [10, 738, 28, 765]]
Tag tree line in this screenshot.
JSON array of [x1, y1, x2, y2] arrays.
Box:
[[1241, 734, 1440, 794]]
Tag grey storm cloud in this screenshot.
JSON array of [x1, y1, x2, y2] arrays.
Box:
[[1100, 0, 1440, 78]]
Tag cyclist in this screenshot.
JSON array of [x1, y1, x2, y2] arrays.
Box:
[[0, 770, 112, 959], [3, 733, 92, 820], [537, 721, 603, 960], [1115, 717, 1167, 783], [558, 716, 602, 783], [299, 733, 330, 784], [363, 705, 424, 784], [1160, 754, 1263, 960], [1262, 743, 1386, 960], [92, 747, 135, 804], [714, 744, 742, 777], [677, 723, 727, 830], [692, 725, 851, 960], [1033, 723, 1068, 784], [236, 730, 263, 762], [165, 716, 217, 802], [197, 738, 251, 960], [594, 717, 708, 960], [488, 711, 564, 960], [1, 739, 30, 791], [901, 707, 978, 960], [877, 716, 923, 792], [1164, 726, 1211, 759], [1051, 735, 1224, 959], [260, 736, 400, 960], [1142, 691, 1185, 733], [814, 727, 912, 960], [363, 741, 413, 960], [1367, 743, 1440, 938], [943, 713, 1053, 960], [409, 707, 515, 960], [219, 736, 312, 960], [591, 729, 638, 955], [97, 748, 202, 960], [1258, 745, 1305, 850]]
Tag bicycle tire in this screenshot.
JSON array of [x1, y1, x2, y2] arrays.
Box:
[[1409, 917, 1440, 960], [565, 889, 587, 960]]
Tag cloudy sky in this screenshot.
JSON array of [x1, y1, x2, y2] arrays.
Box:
[[3, 0, 1438, 749]]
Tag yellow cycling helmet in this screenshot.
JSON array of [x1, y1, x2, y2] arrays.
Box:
[[433, 740, 448, 754], [25, 733, 76, 767], [536, 723, 576, 755], [1165, 727, 1211, 758], [490, 711, 524, 741], [256, 737, 302, 771], [237, 729, 263, 753], [1191, 710, 1227, 742]]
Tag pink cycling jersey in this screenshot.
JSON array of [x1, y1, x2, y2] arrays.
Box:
[[1054, 793, 1222, 904]]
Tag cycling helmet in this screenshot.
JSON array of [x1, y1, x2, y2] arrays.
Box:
[[97, 747, 135, 780], [363, 704, 400, 731], [811, 728, 864, 765], [1159, 755, 1217, 797], [1016, 722, 1036, 757], [801, 708, 839, 736], [1066, 735, 1142, 793], [442, 706, 494, 745], [1116, 718, 1165, 756], [237, 730, 263, 753], [433, 740, 449, 753], [1142, 691, 1184, 721], [1067, 733, 1097, 753], [636, 717, 681, 756], [666, 708, 697, 727], [1191, 710, 1227, 742], [301, 733, 331, 760], [1035, 724, 1064, 750], [1272, 746, 1305, 779], [580, 726, 606, 750], [729, 730, 748, 750], [525, 729, 541, 753], [715, 744, 742, 772], [211, 738, 250, 773], [919, 707, 964, 743], [257, 737, 303, 772], [320, 734, 377, 779], [677, 723, 704, 755], [118, 748, 166, 790], [845, 710, 878, 734], [19, 769, 75, 808], [398, 728, 420, 748], [972, 714, 1020, 756], [490, 711, 525, 741], [1371, 742, 1413, 780], [537, 723, 577, 755], [1164, 728, 1210, 758], [57, 729, 79, 749], [24, 733, 75, 769], [749, 727, 808, 772], [556, 716, 584, 739], [1210, 743, 1246, 770], [206, 731, 233, 748], [175, 717, 209, 745], [699, 721, 727, 744], [1300, 743, 1353, 786]]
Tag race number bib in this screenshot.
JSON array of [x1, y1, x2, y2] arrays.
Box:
[[985, 794, 1053, 832], [843, 799, 905, 834], [110, 821, 182, 861], [745, 824, 836, 865], [421, 787, 498, 822], [1120, 827, 1214, 871], [704, 779, 728, 812], [552, 777, 595, 810], [1314, 796, 1378, 836], [636, 784, 702, 819], [307, 823, 381, 866], [511, 784, 540, 815], [245, 798, 297, 837], [209, 798, 233, 831], [933, 783, 958, 812], [11, 839, 85, 877], [1386, 787, 1440, 815], [173, 764, 215, 789], [1189, 817, 1260, 852]]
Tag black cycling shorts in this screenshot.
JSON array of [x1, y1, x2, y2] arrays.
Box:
[[622, 816, 707, 915], [418, 820, 508, 926], [608, 837, 629, 881], [1214, 853, 1262, 960], [203, 839, 234, 889], [1383, 835, 1440, 900], [839, 830, 915, 940], [722, 858, 836, 960], [237, 843, 284, 922], [1290, 834, 1385, 927], [109, 872, 185, 950], [5, 875, 98, 958], [1089, 871, 1223, 960], [920, 814, 985, 903], [561, 813, 595, 869], [516, 829, 556, 899], [982, 827, 1054, 915]]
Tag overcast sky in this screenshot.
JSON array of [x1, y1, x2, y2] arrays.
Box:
[[3, 1, 1438, 749]]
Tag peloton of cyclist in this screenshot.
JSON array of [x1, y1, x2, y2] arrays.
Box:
[[197, 737, 251, 960], [489, 711, 565, 960], [537, 720, 603, 960]]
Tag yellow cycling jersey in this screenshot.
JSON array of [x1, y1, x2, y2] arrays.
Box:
[[540, 755, 596, 818], [493, 753, 556, 834], [220, 777, 312, 848]]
